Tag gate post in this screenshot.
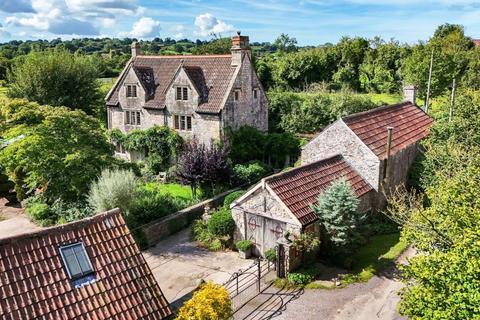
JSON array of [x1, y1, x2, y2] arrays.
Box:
[[257, 259, 261, 292], [276, 244, 285, 278]]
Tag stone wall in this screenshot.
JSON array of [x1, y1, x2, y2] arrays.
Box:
[[222, 55, 268, 132], [301, 120, 381, 190], [139, 188, 240, 247], [231, 186, 302, 244]]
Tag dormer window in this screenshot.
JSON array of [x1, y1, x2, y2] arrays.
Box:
[[176, 87, 188, 101], [59, 242, 94, 280], [234, 89, 241, 102], [126, 85, 137, 98]]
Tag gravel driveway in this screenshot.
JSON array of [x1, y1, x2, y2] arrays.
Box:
[[235, 247, 414, 320]]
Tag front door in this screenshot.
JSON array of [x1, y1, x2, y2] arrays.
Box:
[[245, 212, 286, 257]]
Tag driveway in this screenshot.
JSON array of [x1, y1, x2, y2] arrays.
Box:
[[0, 198, 40, 238], [143, 226, 253, 307], [235, 247, 414, 320]]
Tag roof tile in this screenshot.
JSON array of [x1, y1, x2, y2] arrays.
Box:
[[107, 55, 236, 114], [266, 155, 373, 226], [0, 209, 172, 319], [343, 102, 433, 159]]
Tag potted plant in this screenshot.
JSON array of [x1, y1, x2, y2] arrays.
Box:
[[235, 240, 253, 259]]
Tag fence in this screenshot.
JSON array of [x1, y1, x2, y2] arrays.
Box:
[[223, 258, 275, 313]]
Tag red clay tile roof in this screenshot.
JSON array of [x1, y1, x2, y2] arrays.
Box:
[[106, 54, 236, 114], [0, 209, 172, 320], [343, 102, 433, 160], [266, 155, 373, 226]]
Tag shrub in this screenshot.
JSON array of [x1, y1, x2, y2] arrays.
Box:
[[207, 208, 235, 237], [264, 248, 277, 263], [287, 272, 314, 286], [177, 282, 232, 320], [223, 190, 246, 208], [50, 199, 94, 224], [233, 161, 269, 185], [127, 187, 190, 229], [208, 238, 223, 251], [236, 240, 253, 252], [26, 201, 54, 226], [87, 168, 137, 214]]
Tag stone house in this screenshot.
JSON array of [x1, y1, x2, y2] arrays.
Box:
[[302, 97, 433, 206], [0, 209, 171, 319], [105, 32, 268, 159], [230, 154, 374, 269]]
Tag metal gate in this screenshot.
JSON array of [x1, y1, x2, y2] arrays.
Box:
[[245, 212, 286, 257], [223, 258, 275, 313]]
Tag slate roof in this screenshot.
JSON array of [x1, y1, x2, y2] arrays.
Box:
[[106, 54, 236, 114], [266, 155, 373, 226], [343, 102, 433, 159], [0, 209, 172, 320]]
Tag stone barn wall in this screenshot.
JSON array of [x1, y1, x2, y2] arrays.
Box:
[[301, 120, 381, 190]]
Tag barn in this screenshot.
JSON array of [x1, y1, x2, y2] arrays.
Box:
[[230, 154, 374, 263]]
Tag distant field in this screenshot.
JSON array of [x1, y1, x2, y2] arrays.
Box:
[[363, 93, 402, 105]]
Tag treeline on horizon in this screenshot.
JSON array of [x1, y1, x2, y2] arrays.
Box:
[[0, 23, 478, 100]]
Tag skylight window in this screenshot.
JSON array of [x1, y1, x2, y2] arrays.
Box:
[[59, 243, 94, 280]]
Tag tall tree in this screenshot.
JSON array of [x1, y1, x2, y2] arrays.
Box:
[[273, 33, 298, 53], [7, 50, 101, 115]]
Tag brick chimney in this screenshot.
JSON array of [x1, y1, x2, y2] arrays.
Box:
[[231, 31, 250, 66], [403, 85, 416, 105], [131, 41, 141, 58]]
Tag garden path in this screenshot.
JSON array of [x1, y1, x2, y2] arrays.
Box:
[[143, 226, 253, 309]]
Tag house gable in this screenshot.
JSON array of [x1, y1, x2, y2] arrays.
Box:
[[117, 66, 147, 109], [302, 120, 381, 190], [164, 66, 201, 112]]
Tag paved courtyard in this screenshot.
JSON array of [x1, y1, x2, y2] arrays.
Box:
[[143, 226, 253, 307]]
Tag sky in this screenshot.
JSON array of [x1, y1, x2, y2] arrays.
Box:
[[0, 0, 479, 45]]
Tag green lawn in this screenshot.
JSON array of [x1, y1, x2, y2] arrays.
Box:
[[363, 93, 402, 105], [343, 233, 408, 283], [0, 87, 7, 99], [142, 182, 197, 201]]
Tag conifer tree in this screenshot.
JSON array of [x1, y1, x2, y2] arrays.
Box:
[[311, 178, 363, 253]]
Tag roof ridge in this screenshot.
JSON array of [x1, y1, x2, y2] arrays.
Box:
[[137, 54, 232, 59], [343, 101, 413, 123], [265, 154, 344, 183], [0, 208, 121, 245]]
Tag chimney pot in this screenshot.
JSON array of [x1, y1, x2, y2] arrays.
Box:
[[131, 41, 141, 58]]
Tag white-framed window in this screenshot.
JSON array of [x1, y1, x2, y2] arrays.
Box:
[[59, 242, 94, 280], [253, 88, 258, 100], [176, 86, 188, 100], [234, 89, 241, 102], [126, 84, 137, 98], [174, 115, 192, 131], [115, 142, 126, 154], [125, 110, 141, 126]]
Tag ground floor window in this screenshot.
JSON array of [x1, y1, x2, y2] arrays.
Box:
[[174, 115, 192, 131], [125, 110, 141, 126], [115, 142, 126, 154]]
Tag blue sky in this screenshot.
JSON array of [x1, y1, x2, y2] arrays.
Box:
[[0, 0, 479, 45]]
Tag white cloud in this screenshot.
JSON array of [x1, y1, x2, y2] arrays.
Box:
[[194, 13, 234, 37], [101, 18, 116, 28], [120, 17, 161, 38]]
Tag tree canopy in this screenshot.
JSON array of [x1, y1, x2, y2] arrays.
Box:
[[7, 50, 101, 115], [0, 98, 114, 202]]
